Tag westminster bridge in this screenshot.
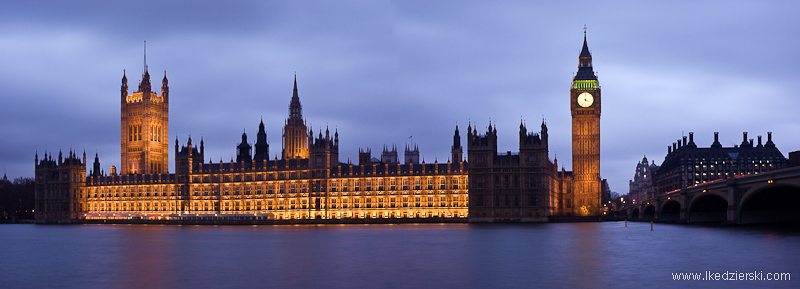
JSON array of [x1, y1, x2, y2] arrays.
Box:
[[627, 166, 800, 224]]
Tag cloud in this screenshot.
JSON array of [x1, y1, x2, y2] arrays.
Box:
[[2, 0, 800, 194]]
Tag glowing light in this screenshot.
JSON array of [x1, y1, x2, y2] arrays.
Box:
[[572, 79, 599, 90]]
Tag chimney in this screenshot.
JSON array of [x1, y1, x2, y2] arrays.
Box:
[[682, 136, 687, 146], [689, 132, 694, 144], [757, 135, 763, 147]]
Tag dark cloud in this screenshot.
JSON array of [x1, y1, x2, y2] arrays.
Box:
[[2, 0, 799, 194]]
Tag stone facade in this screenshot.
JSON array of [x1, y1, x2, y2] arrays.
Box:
[[628, 156, 658, 205], [35, 33, 605, 223], [654, 132, 787, 195]]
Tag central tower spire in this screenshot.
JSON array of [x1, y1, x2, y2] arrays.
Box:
[[289, 74, 302, 121], [282, 74, 309, 160]]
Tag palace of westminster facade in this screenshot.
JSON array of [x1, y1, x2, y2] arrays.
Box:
[[34, 34, 603, 223]]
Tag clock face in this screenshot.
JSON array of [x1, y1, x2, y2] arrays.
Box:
[[577, 92, 594, 107]]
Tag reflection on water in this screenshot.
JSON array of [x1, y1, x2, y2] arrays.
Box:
[[1, 223, 798, 289]]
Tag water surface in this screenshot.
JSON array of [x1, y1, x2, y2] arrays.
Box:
[[1, 222, 798, 288]]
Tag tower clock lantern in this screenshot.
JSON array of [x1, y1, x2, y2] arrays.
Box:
[[570, 31, 601, 216]]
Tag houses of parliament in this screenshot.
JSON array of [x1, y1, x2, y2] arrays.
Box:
[[34, 34, 603, 223]]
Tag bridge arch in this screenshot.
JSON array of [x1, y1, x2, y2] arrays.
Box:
[[739, 184, 800, 224], [630, 208, 640, 221], [642, 204, 656, 221], [687, 193, 728, 223], [660, 200, 681, 222]]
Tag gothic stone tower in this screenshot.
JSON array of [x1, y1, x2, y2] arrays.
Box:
[[120, 68, 169, 175], [570, 32, 601, 216], [282, 76, 309, 160]]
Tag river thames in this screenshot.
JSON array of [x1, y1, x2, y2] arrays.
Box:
[[1, 222, 797, 289]]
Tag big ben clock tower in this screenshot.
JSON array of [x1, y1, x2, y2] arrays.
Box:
[[570, 31, 601, 216]]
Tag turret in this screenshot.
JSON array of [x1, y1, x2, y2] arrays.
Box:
[[237, 130, 253, 164], [466, 122, 498, 167], [309, 126, 339, 168], [161, 70, 169, 101], [92, 153, 101, 177], [121, 70, 128, 100], [451, 125, 463, 163], [359, 148, 372, 165], [404, 144, 419, 164], [540, 119, 548, 141], [381, 145, 398, 164], [139, 69, 151, 94], [254, 119, 269, 163]]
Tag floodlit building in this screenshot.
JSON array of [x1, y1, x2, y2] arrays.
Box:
[[654, 132, 787, 195], [35, 33, 604, 223]]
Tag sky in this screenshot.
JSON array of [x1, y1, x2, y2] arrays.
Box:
[[2, 0, 799, 194]]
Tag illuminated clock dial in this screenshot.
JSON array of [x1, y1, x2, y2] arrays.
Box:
[[577, 92, 594, 107]]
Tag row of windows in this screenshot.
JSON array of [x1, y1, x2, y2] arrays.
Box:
[[88, 184, 465, 199], [126, 124, 164, 142], [680, 158, 782, 163], [90, 185, 175, 196], [472, 194, 540, 207], [87, 195, 469, 213], [472, 175, 540, 189], [128, 125, 142, 141], [329, 177, 462, 191], [194, 172, 310, 182], [92, 192, 176, 198], [90, 202, 175, 212]]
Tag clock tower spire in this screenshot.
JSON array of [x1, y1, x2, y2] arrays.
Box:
[[570, 30, 601, 216]]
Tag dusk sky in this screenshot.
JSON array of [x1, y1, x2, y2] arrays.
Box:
[[2, 1, 798, 194]]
